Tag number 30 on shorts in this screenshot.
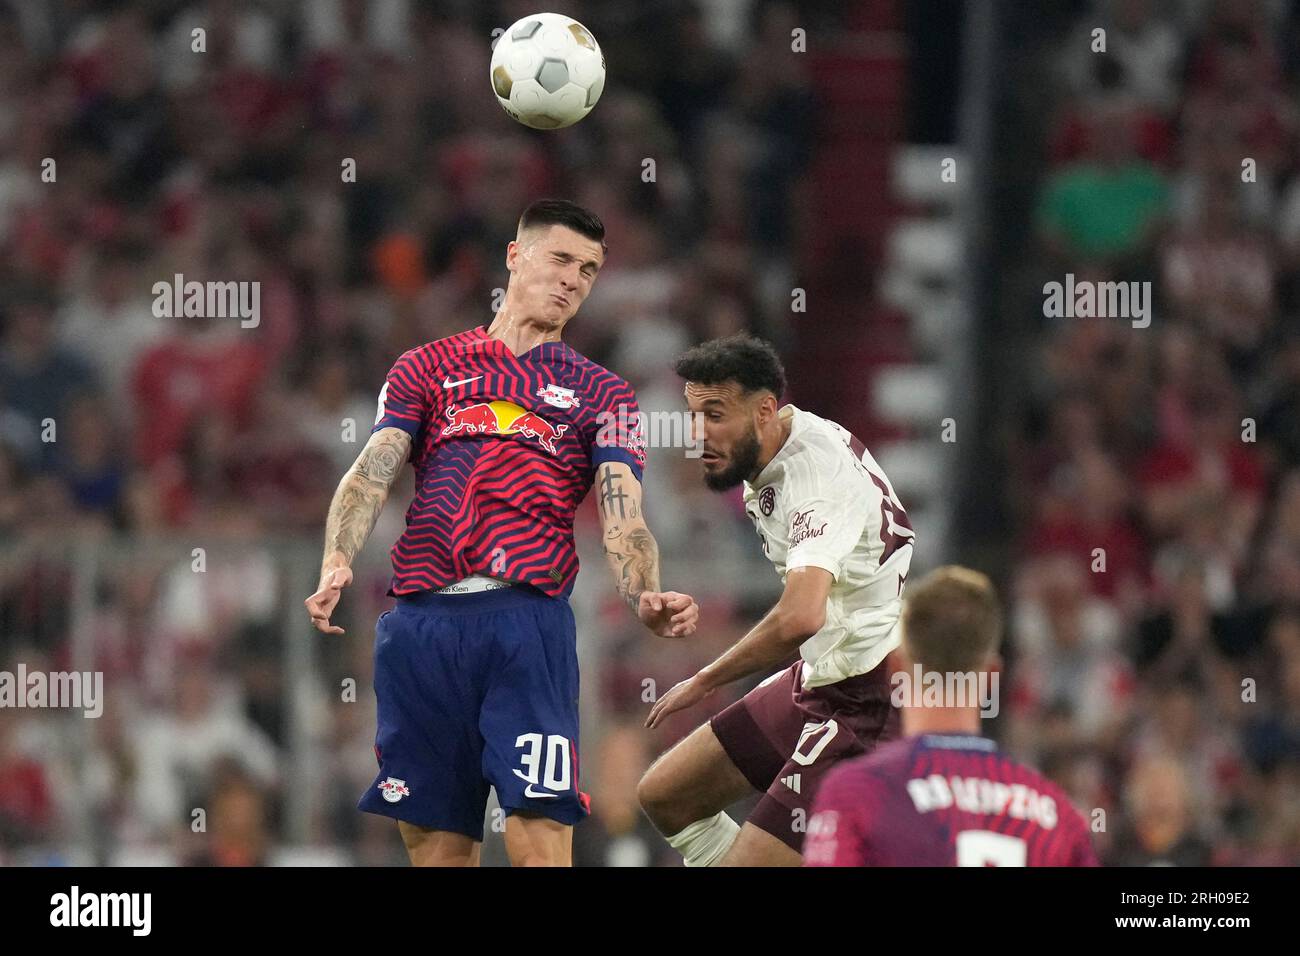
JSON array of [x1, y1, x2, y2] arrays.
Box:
[[791, 719, 839, 766], [512, 733, 572, 791]]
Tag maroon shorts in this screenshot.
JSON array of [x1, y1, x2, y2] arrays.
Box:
[[710, 655, 900, 851]]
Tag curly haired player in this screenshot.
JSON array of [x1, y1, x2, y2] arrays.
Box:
[[638, 334, 914, 866]]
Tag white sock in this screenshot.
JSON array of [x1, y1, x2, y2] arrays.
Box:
[[666, 812, 740, 867]]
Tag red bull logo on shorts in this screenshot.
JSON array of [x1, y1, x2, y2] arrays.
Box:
[[442, 400, 570, 454]]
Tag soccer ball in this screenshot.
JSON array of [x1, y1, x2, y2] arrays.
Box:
[[490, 12, 606, 130]]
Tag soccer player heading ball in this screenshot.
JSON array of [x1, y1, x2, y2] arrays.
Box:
[[638, 335, 916, 865], [804, 566, 1099, 866], [305, 199, 699, 867]]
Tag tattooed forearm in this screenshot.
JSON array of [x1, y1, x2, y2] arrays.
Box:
[[595, 462, 658, 610], [598, 465, 630, 520], [321, 428, 410, 574], [323, 480, 384, 570], [603, 524, 661, 610]]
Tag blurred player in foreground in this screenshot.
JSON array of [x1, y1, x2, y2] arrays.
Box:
[[638, 335, 914, 865], [305, 199, 699, 867], [804, 566, 1099, 866]]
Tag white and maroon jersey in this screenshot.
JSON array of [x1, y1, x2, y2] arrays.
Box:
[[804, 734, 1100, 867], [741, 405, 914, 687]]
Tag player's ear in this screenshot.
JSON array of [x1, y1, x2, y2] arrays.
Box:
[[505, 239, 518, 272]]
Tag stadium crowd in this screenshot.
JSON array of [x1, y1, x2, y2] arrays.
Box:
[[1012, 0, 1300, 865]]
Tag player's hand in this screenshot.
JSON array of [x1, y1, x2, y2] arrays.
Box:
[[645, 674, 712, 729], [305, 566, 353, 634], [637, 590, 698, 638]]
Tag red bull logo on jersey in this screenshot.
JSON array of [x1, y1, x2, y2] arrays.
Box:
[[442, 401, 570, 454]]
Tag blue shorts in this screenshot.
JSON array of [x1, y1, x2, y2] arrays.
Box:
[[357, 586, 589, 841]]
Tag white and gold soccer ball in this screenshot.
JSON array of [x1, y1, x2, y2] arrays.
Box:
[[490, 12, 606, 130]]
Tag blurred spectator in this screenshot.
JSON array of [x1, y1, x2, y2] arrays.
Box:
[[182, 763, 272, 867], [286, 344, 378, 475], [1025, 445, 1147, 606], [1060, 0, 1184, 111], [57, 244, 167, 400], [0, 708, 54, 850], [1182, 9, 1294, 176], [1139, 388, 1263, 581], [129, 315, 267, 472], [1161, 185, 1275, 360], [1242, 636, 1300, 773], [67, 6, 179, 202], [1008, 555, 1134, 757], [50, 392, 126, 523], [1037, 98, 1170, 268], [1130, 680, 1245, 821], [1108, 753, 1213, 865], [1132, 559, 1231, 681], [0, 285, 98, 472], [130, 653, 278, 835]]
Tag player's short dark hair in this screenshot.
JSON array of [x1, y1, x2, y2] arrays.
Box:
[[519, 198, 606, 251], [673, 334, 787, 400], [902, 566, 1002, 674]]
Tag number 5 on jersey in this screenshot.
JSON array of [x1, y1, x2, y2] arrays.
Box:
[[956, 830, 1027, 866]]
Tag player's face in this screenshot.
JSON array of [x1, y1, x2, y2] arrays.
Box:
[[684, 381, 763, 491], [507, 225, 604, 329]]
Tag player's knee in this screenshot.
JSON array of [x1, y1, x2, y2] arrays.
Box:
[[637, 765, 685, 834], [398, 822, 475, 866], [399, 827, 440, 866], [509, 846, 565, 867], [503, 812, 572, 866], [398, 821, 428, 853], [635, 765, 662, 813]]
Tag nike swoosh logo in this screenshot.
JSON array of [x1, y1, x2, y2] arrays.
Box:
[[443, 375, 484, 388], [524, 785, 559, 799]]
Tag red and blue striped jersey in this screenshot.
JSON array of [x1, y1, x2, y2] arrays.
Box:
[[805, 734, 1099, 866], [372, 326, 646, 598]]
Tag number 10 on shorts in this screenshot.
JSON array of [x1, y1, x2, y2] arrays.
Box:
[[513, 733, 572, 792], [792, 719, 839, 766]]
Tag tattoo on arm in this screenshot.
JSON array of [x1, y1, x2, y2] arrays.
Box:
[[598, 465, 629, 520], [603, 524, 661, 610], [322, 429, 410, 571], [597, 463, 659, 610]]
